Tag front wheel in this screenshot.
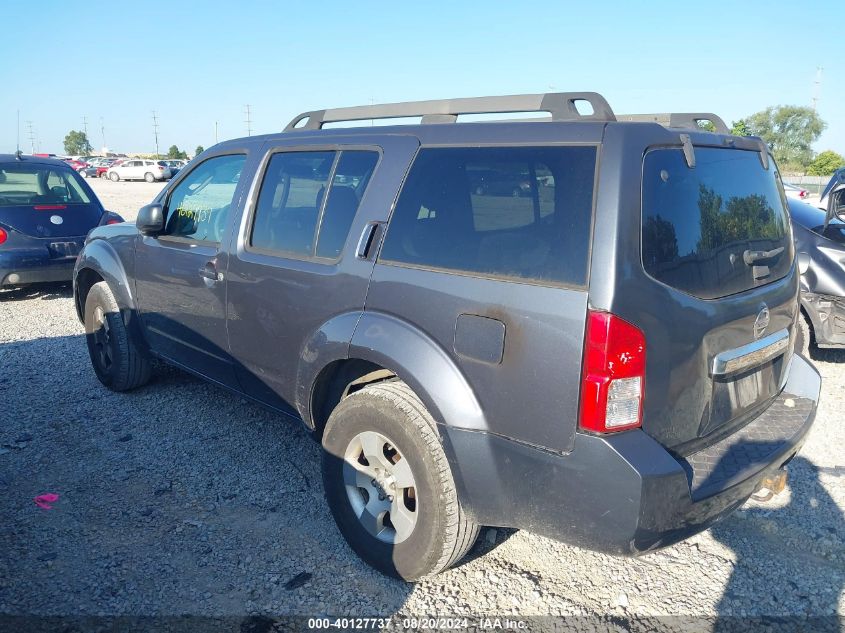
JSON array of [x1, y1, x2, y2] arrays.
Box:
[[144, 172, 155, 183], [109, 172, 119, 182], [321, 381, 479, 580], [84, 281, 152, 391]]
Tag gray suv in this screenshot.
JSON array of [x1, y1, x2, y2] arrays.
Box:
[[73, 92, 821, 580]]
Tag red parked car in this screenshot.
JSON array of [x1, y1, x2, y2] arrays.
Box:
[[63, 158, 90, 172]]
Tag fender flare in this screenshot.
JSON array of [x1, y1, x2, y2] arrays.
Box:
[[347, 311, 487, 433], [294, 311, 362, 423], [73, 238, 145, 346]]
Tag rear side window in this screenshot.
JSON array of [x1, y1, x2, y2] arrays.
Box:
[[379, 146, 596, 286], [642, 147, 792, 299], [250, 150, 378, 259]]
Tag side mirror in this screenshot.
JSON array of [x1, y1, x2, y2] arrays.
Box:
[[834, 189, 845, 223], [824, 184, 845, 229], [136, 203, 164, 235]]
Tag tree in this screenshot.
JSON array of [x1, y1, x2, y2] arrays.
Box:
[[744, 106, 826, 169], [807, 150, 845, 176], [167, 145, 188, 159], [64, 130, 92, 155], [730, 119, 751, 137], [195, 145, 204, 157]]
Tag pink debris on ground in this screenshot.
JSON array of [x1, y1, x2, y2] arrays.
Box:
[[34, 493, 60, 510]]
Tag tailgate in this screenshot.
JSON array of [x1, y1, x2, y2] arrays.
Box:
[[636, 145, 797, 452], [0, 203, 102, 239]]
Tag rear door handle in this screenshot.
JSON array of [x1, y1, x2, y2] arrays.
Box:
[[356, 221, 382, 259], [199, 260, 223, 282]]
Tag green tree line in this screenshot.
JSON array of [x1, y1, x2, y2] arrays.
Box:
[[729, 106, 843, 175]]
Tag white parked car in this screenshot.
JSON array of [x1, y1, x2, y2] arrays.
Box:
[[107, 159, 171, 182]]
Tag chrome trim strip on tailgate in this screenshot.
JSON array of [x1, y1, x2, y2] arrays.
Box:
[[711, 328, 790, 376]]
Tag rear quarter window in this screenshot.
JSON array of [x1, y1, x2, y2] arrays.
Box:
[[380, 146, 596, 286], [642, 147, 792, 299]]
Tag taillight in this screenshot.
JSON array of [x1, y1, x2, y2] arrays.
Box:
[[579, 310, 646, 433], [0, 227, 7, 245], [107, 219, 121, 225]]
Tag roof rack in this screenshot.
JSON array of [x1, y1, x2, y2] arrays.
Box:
[[617, 112, 730, 134], [284, 92, 617, 131]]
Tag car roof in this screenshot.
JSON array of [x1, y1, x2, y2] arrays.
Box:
[[0, 154, 74, 168]]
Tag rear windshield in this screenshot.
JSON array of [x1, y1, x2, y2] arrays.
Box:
[[642, 147, 792, 299], [0, 164, 92, 207]]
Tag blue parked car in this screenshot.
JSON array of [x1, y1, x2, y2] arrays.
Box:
[[0, 153, 123, 288]]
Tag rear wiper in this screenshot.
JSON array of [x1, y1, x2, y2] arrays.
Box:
[[743, 247, 784, 265], [743, 246, 784, 280]]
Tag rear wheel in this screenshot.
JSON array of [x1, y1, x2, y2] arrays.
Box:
[[321, 380, 479, 580], [144, 172, 155, 183], [84, 282, 151, 391], [109, 172, 119, 182]]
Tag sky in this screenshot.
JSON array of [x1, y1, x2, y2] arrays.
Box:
[[1, 1, 842, 156]]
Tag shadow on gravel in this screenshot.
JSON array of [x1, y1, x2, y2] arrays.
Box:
[[0, 283, 73, 302], [709, 453, 844, 629], [809, 345, 845, 363]]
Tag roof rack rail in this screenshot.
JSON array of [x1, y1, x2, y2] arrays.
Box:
[[284, 92, 616, 131], [617, 112, 730, 134]]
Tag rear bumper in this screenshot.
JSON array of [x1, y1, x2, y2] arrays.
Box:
[[443, 353, 821, 555], [0, 252, 75, 286]]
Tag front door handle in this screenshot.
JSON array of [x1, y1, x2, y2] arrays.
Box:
[[199, 260, 223, 282]]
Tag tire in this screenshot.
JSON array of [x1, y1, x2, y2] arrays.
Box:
[[144, 172, 155, 183], [321, 380, 479, 581], [795, 311, 813, 358], [109, 172, 120, 182], [84, 281, 151, 391]]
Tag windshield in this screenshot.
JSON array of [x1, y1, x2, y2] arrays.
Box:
[[642, 147, 792, 299], [0, 163, 93, 207]]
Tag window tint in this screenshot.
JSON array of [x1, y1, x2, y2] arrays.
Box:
[[316, 151, 379, 258], [164, 154, 245, 243], [379, 146, 596, 286], [251, 150, 377, 259], [251, 151, 335, 256], [642, 147, 792, 299]]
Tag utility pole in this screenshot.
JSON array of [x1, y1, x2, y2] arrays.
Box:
[[25, 120, 36, 154], [16, 110, 20, 154], [152, 110, 160, 157], [214, 121, 219, 144], [82, 116, 89, 137], [100, 117, 106, 151], [811, 66, 823, 112], [244, 104, 253, 136]]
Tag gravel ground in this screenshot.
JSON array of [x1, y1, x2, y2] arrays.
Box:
[[0, 180, 843, 624]]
